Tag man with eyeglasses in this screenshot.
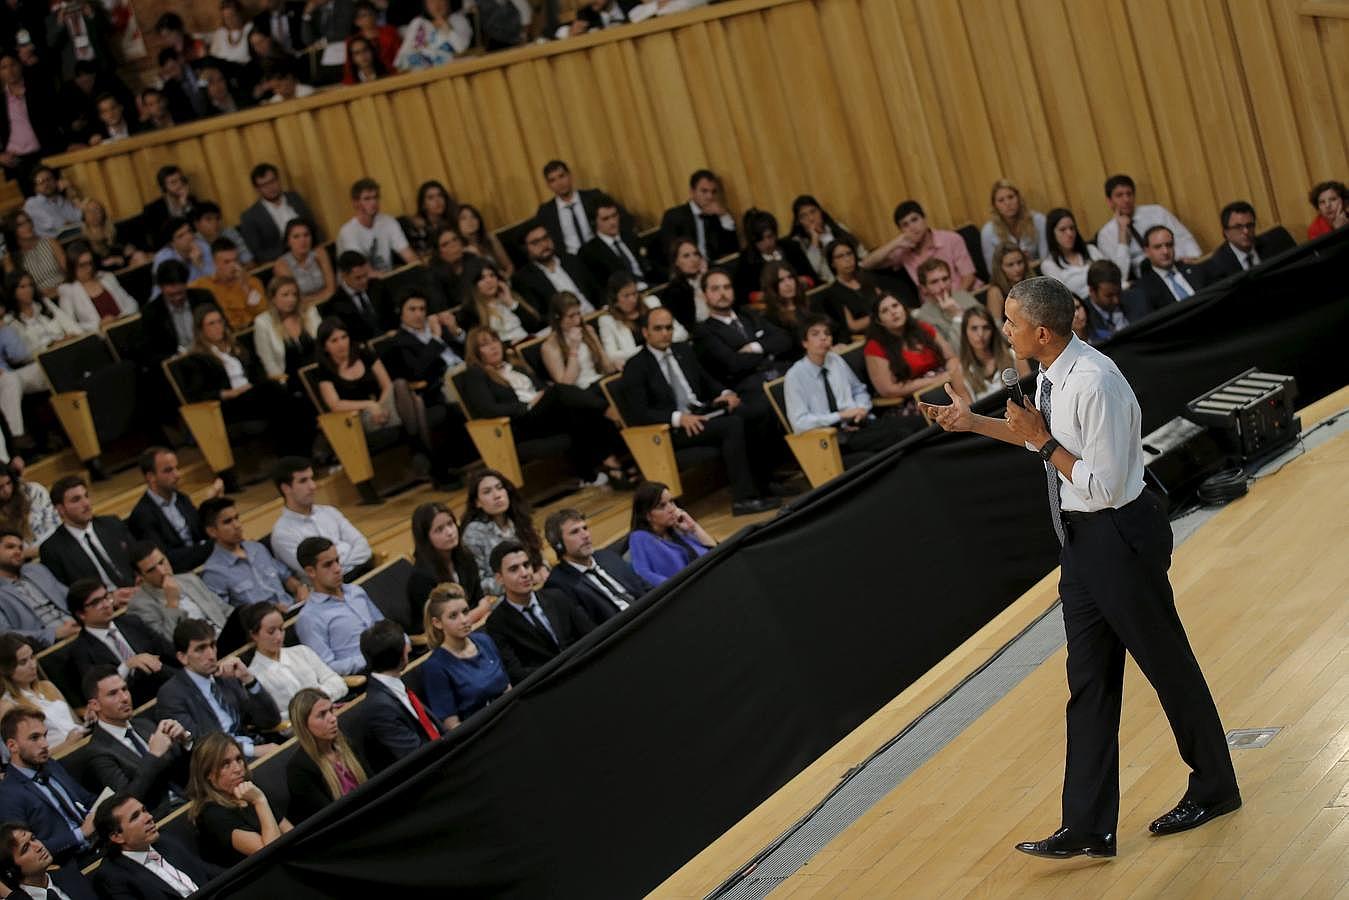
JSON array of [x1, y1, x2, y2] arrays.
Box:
[[239, 162, 321, 263], [1201, 201, 1293, 282]]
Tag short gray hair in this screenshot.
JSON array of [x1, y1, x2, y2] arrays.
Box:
[[1008, 276, 1075, 336]]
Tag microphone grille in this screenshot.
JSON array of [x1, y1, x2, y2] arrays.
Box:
[[1000, 367, 1020, 388]]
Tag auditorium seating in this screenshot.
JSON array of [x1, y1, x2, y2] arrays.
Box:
[[599, 373, 721, 498]]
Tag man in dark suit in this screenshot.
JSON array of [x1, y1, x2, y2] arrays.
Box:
[[140, 165, 197, 252], [80, 667, 191, 814], [623, 306, 780, 516], [0, 822, 98, 898], [695, 268, 793, 395], [329, 250, 394, 341], [0, 708, 98, 865], [93, 793, 222, 898], [659, 169, 739, 262], [1121, 225, 1208, 323], [579, 194, 660, 285], [252, 0, 306, 55], [127, 447, 218, 572], [534, 159, 633, 256], [0, 53, 64, 191], [67, 580, 178, 706], [511, 221, 602, 313], [1201, 201, 1295, 283], [1082, 259, 1129, 346], [544, 509, 651, 625], [40, 476, 137, 591], [486, 541, 595, 683], [0, 527, 79, 648], [349, 619, 441, 773], [238, 162, 322, 263], [156, 618, 282, 759], [140, 261, 221, 362]]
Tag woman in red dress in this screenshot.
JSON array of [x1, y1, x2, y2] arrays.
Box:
[[863, 293, 970, 407]]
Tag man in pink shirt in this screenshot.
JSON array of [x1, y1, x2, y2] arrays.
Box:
[[862, 199, 981, 292], [0, 53, 56, 191]]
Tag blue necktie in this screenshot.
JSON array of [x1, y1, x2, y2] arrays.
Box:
[[1166, 271, 1191, 300]]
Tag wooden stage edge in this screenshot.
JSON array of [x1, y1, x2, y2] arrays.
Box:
[[654, 384, 1349, 899]]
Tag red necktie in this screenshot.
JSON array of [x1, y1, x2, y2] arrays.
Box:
[[406, 690, 439, 740]]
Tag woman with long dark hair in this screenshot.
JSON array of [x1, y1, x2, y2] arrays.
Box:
[[0, 464, 60, 553], [959, 304, 1029, 399], [408, 500, 488, 626], [285, 687, 367, 824], [243, 602, 348, 715], [540, 292, 617, 392], [596, 271, 688, 367], [3, 270, 79, 356], [863, 293, 968, 404], [758, 261, 808, 359], [0, 633, 85, 751], [818, 237, 879, 337], [660, 238, 708, 329], [627, 481, 715, 587], [1, 209, 66, 298], [456, 204, 513, 279], [733, 208, 814, 301], [402, 180, 457, 258], [461, 468, 544, 597], [342, 34, 389, 85], [429, 225, 469, 308], [420, 583, 510, 730], [56, 240, 137, 331], [788, 194, 864, 284], [455, 255, 544, 344], [1040, 207, 1129, 299]]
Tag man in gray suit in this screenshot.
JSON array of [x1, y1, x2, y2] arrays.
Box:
[[125, 542, 233, 644], [0, 528, 78, 648]]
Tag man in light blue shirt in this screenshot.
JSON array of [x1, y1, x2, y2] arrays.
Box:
[[293, 537, 384, 675], [22, 166, 83, 240], [150, 218, 214, 298], [198, 497, 308, 610]]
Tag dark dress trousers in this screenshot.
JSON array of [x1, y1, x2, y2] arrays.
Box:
[[40, 518, 137, 589], [544, 550, 652, 625], [127, 490, 213, 572], [484, 589, 594, 683]]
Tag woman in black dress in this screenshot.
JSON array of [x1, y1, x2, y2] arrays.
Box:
[[408, 500, 490, 629], [189, 732, 290, 868], [818, 237, 880, 338]]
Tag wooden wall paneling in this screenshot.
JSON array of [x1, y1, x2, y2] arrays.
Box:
[[629, 31, 705, 212], [315, 104, 373, 231], [70, 162, 113, 223], [342, 96, 406, 216], [1315, 17, 1349, 159], [467, 68, 536, 227], [502, 59, 569, 210], [235, 122, 285, 205], [272, 111, 344, 239], [387, 88, 454, 209], [425, 79, 489, 212], [587, 40, 669, 227], [198, 128, 253, 223], [102, 155, 148, 224], [549, 50, 611, 199], [128, 146, 177, 225]]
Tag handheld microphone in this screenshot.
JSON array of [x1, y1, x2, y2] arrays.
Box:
[[1001, 367, 1026, 409]]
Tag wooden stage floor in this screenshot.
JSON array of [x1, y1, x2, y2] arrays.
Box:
[[657, 388, 1349, 900]]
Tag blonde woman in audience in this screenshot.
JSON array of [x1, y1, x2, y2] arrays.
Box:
[[456, 256, 544, 344], [456, 204, 514, 279], [253, 275, 320, 386], [243, 602, 348, 719], [56, 241, 138, 332], [395, 0, 472, 71], [0, 464, 61, 554], [660, 238, 709, 329], [0, 633, 87, 753], [1040, 208, 1130, 300], [189, 732, 291, 867], [271, 219, 335, 306], [2, 210, 66, 298], [979, 179, 1048, 271], [959, 305, 1028, 400], [983, 242, 1030, 322], [541, 292, 617, 394], [285, 687, 367, 824], [597, 272, 687, 368], [4, 271, 81, 357], [79, 199, 148, 270], [420, 583, 510, 730]]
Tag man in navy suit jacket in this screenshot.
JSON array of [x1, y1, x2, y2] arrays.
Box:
[[0, 822, 98, 899], [0, 708, 97, 865], [126, 447, 216, 572], [93, 793, 222, 897], [39, 476, 137, 591], [544, 509, 651, 624], [347, 620, 442, 773]]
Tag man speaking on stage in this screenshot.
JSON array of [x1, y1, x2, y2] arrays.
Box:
[[924, 276, 1241, 859]]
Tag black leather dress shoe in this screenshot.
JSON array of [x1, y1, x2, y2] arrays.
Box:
[[731, 496, 781, 516], [1149, 796, 1242, 835], [1015, 827, 1116, 859]]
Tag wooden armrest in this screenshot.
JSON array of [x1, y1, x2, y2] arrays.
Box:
[[872, 396, 906, 407], [343, 675, 367, 688], [409, 380, 428, 390], [410, 633, 428, 647]]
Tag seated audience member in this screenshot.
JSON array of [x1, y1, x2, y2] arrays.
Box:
[[472, 0, 527, 49], [338, 177, 418, 273], [299, 0, 354, 50], [243, 602, 348, 714], [0, 530, 78, 647], [0, 708, 97, 864], [198, 60, 249, 116], [0, 465, 60, 556], [0, 311, 43, 449], [93, 793, 222, 896], [862, 200, 980, 291], [5, 271, 83, 365], [190, 238, 265, 329], [1070, 294, 1091, 343], [597, 272, 688, 368], [628, 482, 714, 587], [785, 314, 918, 460], [818, 237, 879, 339], [200, 496, 309, 610], [544, 508, 651, 624], [142, 166, 198, 251], [187, 732, 289, 867], [540, 292, 619, 393], [864, 293, 968, 405], [1082, 259, 1128, 344], [0, 53, 62, 188], [1040, 207, 1128, 300], [79, 667, 191, 812], [959, 305, 1029, 399], [142, 261, 220, 358], [661, 238, 710, 329], [329, 250, 394, 341], [128, 542, 233, 641], [457, 203, 515, 278], [79, 198, 147, 271], [659, 170, 739, 262], [512, 221, 601, 313], [208, 1, 253, 64], [155, 48, 204, 124], [0, 821, 98, 897], [1203, 201, 1281, 282], [1307, 179, 1347, 239], [733, 208, 813, 301], [913, 258, 982, 351], [348, 0, 400, 72], [759, 262, 809, 353], [485, 540, 593, 682], [580, 194, 655, 286], [239, 162, 323, 264], [269, 458, 374, 580], [2, 209, 67, 299], [555, 0, 631, 38], [0, 634, 84, 751], [68, 579, 176, 706], [461, 326, 629, 485], [127, 446, 217, 572], [789, 194, 864, 285], [429, 225, 469, 305], [273, 218, 335, 304], [625, 307, 780, 515], [401, 179, 456, 258], [294, 537, 386, 675], [1121, 225, 1207, 322], [461, 469, 545, 598], [261, 58, 315, 104], [314, 316, 435, 450], [90, 92, 140, 144], [421, 583, 510, 729], [409, 501, 487, 626], [1094, 173, 1201, 276], [980, 179, 1048, 270], [56, 242, 136, 330], [151, 217, 214, 290], [696, 267, 793, 395], [284, 687, 367, 824], [984, 241, 1030, 322], [160, 618, 281, 757], [137, 86, 178, 131], [386, 290, 464, 400], [352, 619, 441, 772], [535, 160, 621, 256], [40, 476, 136, 590], [254, 275, 321, 387], [22, 166, 82, 240], [192, 202, 254, 266], [394, 0, 472, 71]]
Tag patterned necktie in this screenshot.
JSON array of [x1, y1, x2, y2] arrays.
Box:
[[1040, 374, 1065, 545]]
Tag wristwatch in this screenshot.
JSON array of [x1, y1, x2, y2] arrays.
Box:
[[1038, 437, 1060, 461]]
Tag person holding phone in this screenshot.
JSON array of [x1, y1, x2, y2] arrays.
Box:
[[627, 482, 715, 587]]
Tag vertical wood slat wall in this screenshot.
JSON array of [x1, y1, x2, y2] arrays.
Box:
[[48, 0, 1349, 254]]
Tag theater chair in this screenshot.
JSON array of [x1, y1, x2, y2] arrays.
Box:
[[102, 313, 143, 363], [493, 218, 536, 270], [956, 223, 991, 285], [161, 352, 237, 480], [598, 373, 719, 498], [763, 376, 845, 489], [297, 362, 403, 505], [356, 554, 418, 634], [37, 333, 139, 474]]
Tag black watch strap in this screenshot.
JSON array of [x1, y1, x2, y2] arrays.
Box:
[[1038, 437, 1060, 461]]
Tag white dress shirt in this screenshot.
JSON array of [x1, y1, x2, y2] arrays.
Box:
[[553, 195, 592, 254], [1094, 203, 1202, 275], [534, 259, 594, 312], [63, 522, 120, 588], [688, 200, 735, 260], [123, 846, 199, 896], [270, 504, 373, 576], [262, 195, 299, 238], [20, 876, 73, 900], [1030, 336, 1145, 513], [370, 671, 416, 718], [251, 644, 350, 713], [85, 623, 137, 678], [1152, 265, 1196, 300]]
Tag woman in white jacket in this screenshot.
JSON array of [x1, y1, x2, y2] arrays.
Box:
[[1039, 208, 1131, 300], [596, 272, 688, 369], [56, 241, 137, 333], [243, 601, 350, 715], [253, 276, 321, 386]]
